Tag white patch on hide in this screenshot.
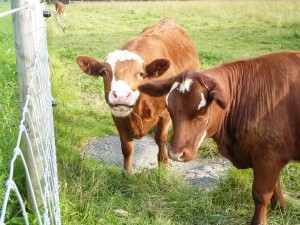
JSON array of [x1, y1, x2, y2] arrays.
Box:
[[198, 93, 207, 110], [110, 79, 131, 93], [166, 81, 179, 106], [109, 80, 140, 105], [111, 108, 133, 117], [177, 79, 193, 93], [105, 50, 144, 76], [197, 130, 207, 148], [109, 79, 140, 117]]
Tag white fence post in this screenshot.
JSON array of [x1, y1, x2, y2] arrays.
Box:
[[10, 0, 47, 207]]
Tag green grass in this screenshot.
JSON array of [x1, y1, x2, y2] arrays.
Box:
[[0, 3, 18, 168], [0, 4, 26, 221], [1, 1, 300, 224]]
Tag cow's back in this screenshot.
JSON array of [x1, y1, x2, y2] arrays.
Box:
[[238, 52, 300, 126], [122, 18, 200, 76], [215, 52, 300, 163]]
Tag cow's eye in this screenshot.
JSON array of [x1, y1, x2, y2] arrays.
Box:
[[139, 72, 146, 79], [99, 68, 108, 77]]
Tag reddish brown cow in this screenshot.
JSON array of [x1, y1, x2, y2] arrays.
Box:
[[76, 18, 200, 173], [138, 51, 300, 224], [55, 1, 65, 17]]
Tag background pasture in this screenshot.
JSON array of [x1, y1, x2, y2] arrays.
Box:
[[1, 1, 300, 224]]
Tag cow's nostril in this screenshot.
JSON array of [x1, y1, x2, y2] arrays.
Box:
[[113, 90, 117, 98], [168, 151, 184, 162], [126, 92, 132, 98], [179, 152, 185, 161]]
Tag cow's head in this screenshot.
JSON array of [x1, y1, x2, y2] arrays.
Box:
[[76, 50, 170, 117], [138, 70, 227, 162]]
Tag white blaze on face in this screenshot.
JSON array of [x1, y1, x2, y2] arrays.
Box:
[[166, 81, 179, 106], [177, 78, 193, 93], [106, 49, 144, 85], [197, 130, 207, 148], [105, 50, 144, 117], [105, 50, 144, 77], [198, 93, 207, 110]]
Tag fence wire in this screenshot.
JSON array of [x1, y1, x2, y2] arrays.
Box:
[[0, 1, 61, 224]]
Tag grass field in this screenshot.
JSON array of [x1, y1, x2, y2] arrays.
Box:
[[1, 1, 300, 224], [0, 4, 27, 223]]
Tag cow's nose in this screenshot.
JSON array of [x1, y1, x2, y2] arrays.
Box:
[[168, 146, 198, 162], [112, 90, 132, 100], [168, 151, 184, 162]]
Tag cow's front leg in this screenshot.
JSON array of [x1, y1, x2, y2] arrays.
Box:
[[270, 177, 285, 211], [113, 117, 135, 173], [154, 114, 171, 166], [120, 137, 134, 173], [251, 160, 285, 225]]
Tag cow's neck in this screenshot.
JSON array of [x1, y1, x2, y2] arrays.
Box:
[[121, 95, 166, 138], [206, 63, 258, 167], [203, 66, 231, 139]]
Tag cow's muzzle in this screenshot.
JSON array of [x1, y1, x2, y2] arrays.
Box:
[[110, 104, 134, 111], [109, 104, 134, 117], [108, 87, 140, 117], [168, 146, 198, 162]]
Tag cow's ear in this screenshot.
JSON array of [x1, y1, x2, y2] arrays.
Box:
[[76, 55, 108, 77], [145, 59, 170, 78], [198, 74, 228, 110], [210, 84, 227, 109], [138, 76, 174, 97]]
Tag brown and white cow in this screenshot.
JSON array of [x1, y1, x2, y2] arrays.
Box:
[[76, 18, 200, 173], [138, 51, 300, 224]]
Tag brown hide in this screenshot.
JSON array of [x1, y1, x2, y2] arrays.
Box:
[[138, 51, 300, 225], [55, 2, 64, 16], [76, 18, 200, 173]]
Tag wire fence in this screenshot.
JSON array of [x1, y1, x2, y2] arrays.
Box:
[[0, 1, 60, 224]]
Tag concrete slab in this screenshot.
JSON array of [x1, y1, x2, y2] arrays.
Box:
[[85, 135, 229, 186]]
